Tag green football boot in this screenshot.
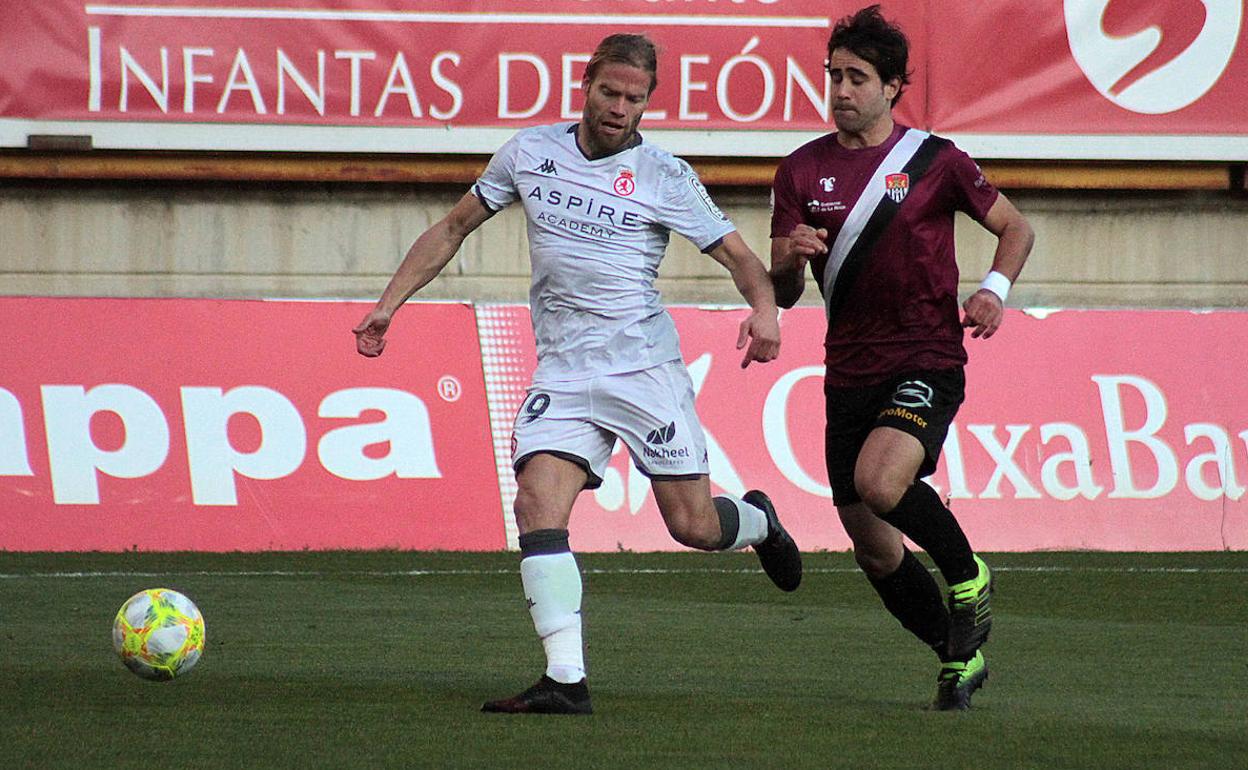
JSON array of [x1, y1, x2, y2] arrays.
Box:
[[946, 555, 993, 660], [930, 650, 988, 711]]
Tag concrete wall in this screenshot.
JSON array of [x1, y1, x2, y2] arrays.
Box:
[[2, 179, 1246, 308]]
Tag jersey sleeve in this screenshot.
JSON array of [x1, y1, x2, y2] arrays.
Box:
[[769, 155, 805, 239], [944, 146, 999, 223], [472, 132, 522, 213], [656, 159, 736, 252]]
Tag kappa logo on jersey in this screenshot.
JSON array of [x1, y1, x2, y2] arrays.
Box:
[[536, 159, 558, 175], [893, 380, 934, 409], [646, 421, 677, 445], [613, 167, 635, 196], [820, 176, 836, 192], [885, 173, 910, 203]]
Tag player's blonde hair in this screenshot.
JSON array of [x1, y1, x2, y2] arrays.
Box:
[[584, 33, 658, 95]]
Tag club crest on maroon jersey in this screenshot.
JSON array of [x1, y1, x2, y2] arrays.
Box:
[[885, 172, 910, 203]]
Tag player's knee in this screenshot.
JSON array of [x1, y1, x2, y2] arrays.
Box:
[[853, 546, 900, 579], [854, 471, 907, 516], [513, 487, 560, 532]]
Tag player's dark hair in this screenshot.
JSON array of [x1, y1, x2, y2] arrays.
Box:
[[584, 33, 659, 95], [828, 5, 911, 105]]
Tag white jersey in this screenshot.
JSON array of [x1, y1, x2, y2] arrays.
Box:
[[474, 123, 735, 383]]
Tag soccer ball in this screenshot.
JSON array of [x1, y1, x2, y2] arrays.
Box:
[[112, 588, 206, 681]]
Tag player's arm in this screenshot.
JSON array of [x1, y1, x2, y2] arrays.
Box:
[[769, 225, 827, 309], [706, 231, 781, 368], [354, 192, 493, 357], [961, 192, 1035, 340]]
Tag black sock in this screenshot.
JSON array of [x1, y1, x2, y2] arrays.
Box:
[[877, 482, 976, 586], [866, 549, 949, 658]]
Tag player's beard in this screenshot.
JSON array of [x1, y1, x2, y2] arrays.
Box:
[[832, 105, 868, 134], [833, 100, 890, 140], [585, 112, 641, 156]]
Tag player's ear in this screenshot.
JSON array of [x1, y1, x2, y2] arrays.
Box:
[[883, 78, 900, 103]]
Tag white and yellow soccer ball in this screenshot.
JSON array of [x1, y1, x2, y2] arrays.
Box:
[[112, 588, 206, 681]]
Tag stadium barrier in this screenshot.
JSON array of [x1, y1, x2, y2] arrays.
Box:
[[1, 297, 1245, 552]]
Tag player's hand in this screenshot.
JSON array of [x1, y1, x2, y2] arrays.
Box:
[[736, 309, 781, 368], [353, 308, 393, 357], [786, 224, 828, 260], [961, 289, 1004, 339]]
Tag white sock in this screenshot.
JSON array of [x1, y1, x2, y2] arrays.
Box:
[[715, 494, 771, 550], [520, 551, 585, 684]]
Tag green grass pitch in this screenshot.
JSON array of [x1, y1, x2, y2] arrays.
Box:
[[1, 551, 1245, 769]]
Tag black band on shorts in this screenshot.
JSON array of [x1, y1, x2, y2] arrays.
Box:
[[518, 528, 571, 557], [513, 450, 604, 490], [700, 235, 726, 254], [642, 471, 706, 482]]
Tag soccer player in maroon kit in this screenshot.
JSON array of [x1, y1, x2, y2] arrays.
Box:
[[769, 5, 1035, 710]]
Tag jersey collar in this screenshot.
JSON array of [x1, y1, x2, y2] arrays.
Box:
[[570, 122, 644, 161]]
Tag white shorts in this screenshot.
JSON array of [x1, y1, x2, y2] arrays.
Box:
[[511, 360, 711, 488]]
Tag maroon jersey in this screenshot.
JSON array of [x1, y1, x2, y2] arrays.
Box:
[[771, 124, 998, 386]]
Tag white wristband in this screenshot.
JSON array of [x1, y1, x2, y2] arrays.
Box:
[[979, 270, 1011, 303]]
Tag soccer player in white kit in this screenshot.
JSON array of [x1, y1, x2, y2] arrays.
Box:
[[354, 33, 802, 715]]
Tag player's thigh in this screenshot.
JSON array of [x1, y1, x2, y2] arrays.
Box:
[[513, 453, 590, 533], [824, 380, 885, 507], [837, 501, 905, 576], [854, 426, 927, 512], [596, 362, 710, 479], [854, 369, 965, 511], [512, 382, 616, 490]]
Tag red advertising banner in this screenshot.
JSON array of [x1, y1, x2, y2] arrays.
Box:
[[2, 298, 1246, 552], [0, 298, 505, 551], [1, 1, 1243, 159], [0, 0, 876, 156], [479, 305, 1248, 552], [927, 1, 1248, 159]]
